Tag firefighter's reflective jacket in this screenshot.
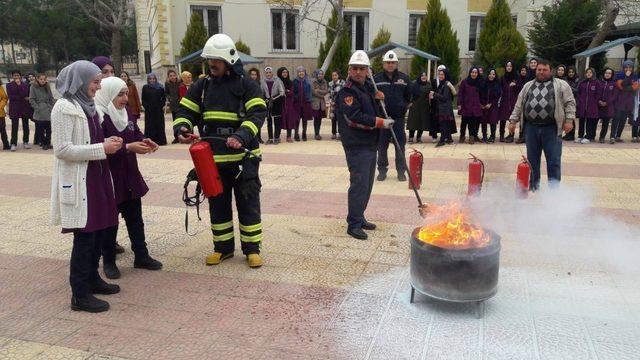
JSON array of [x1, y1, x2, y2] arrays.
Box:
[[173, 72, 266, 166]]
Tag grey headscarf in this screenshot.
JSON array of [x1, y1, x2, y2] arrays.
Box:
[[56, 60, 102, 117]]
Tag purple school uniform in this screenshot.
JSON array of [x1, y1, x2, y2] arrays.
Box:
[[481, 85, 501, 125], [63, 113, 118, 233], [281, 83, 297, 130], [499, 77, 522, 121], [615, 76, 638, 112], [101, 110, 149, 205], [576, 80, 601, 118], [457, 80, 483, 117], [6, 81, 30, 118], [293, 78, 313, 121], [599, 80, 617, 119]]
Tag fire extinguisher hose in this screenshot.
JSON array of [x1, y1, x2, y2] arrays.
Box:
[[367, 70, 425, 210]]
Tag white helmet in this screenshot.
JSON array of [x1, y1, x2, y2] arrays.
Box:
[[382, 50, 398, 62], [349, 50, 370, 66], [201, 34, 240, 65]]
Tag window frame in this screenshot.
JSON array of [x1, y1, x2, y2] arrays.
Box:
[[270, 8, 300, 53], [408, 13, 425, 48], [190, 5, 222, 37], [343, 12, 370, 51]]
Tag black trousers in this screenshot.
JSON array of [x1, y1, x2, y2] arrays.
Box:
[[377, 117, 406, 174], [632, 125, 639, 138], [345, 146, 376, 230], [499, 119, 507, 138], [33, 119, 43, 144], [313, 116, 322, 136], [481, 123, 497, 139], [10, 117, 30, 145], [584, 118, 598, 140], [70, 229, 109, 297], [267, 114, 282, 140], [208, 164, 262, 255], [599, 118, 612, 140], [0, 117, 9, 148], [612, 110, 632, 139], [460, 116, 480, 139], [331, 111, 338, 135], [438, 121, 454, 142], [101, 197, 150, 264], [36, 121, 51, 146], [408, 130, 423, 141]]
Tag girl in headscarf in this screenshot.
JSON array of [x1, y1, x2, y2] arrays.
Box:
[[598, 68, 617, 143], [499, 61, 521, 142], [119, 71, 142, 120], [248, 68, 265, 143], [432, 68, 457, 146], [576, 67, 601, 143], [261, 66, 285, 144], [96, 76, 162, 279], [407, 71, 432, 143], [457, 66, 483, 144], [328, 70, 345, 140], [562, 65, 581, 141], [292, 66, 313, 141], [480, 68, 502, 143], [612, 60, 639, 142], [141, 73, 167, 145], [164, 69, 181, 121], [179, 71, 193, 99], [311, 69, 329, 140], [555, 64, 567, 80], [92, 56, 115, 77], [278, 67, 297, 142], [29, 73, 56, 150], [506, 65, 530, 143], [50, 60, 122, 313]]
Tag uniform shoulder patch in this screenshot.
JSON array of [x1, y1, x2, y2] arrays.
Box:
[[344, 96, 354, 106]]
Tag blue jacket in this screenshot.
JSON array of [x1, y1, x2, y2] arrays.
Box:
[[373, 70, 411, 119], [337, 79, 380, 149]]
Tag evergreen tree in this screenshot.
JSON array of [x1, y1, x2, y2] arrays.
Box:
[[317, 9, 351, 77], [235, 39, 251, 55], [180, 11, 208, 74], [529, 0, 605, 74], [475, 0, 527, 69], [370, 26, 391, 74], [410, 0, 461, 83]]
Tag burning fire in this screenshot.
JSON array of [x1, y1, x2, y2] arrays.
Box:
[[417, 202, 490, 250]]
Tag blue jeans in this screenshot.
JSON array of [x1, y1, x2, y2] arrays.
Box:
[[525, 123, 562, 190]]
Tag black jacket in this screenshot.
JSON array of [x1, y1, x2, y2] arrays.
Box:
[[336, 79, 381, 149], [373, 70, 411, 119], [173, 72, 267, 166]]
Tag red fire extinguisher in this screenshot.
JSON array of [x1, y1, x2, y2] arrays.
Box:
[[516, 155, 531, 199], [467, 153, 484, 197], [189, 140, 223, 198], [408, 148, 424, 190]]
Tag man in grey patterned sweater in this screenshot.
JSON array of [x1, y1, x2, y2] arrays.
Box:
[[508, 58, 576, 191]]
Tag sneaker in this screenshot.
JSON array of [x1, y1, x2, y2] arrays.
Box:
[[274, 139, 281, 144], [336, 134, 341, 140], [574, 138, 583, 143], [71, 295, 109, 313], [488, 136, 495, 143], [266, 139, 274, 145], [10, 145, 16, 152], [23, 142, 31, 149], [632, 137, 639, 143], [599, 138, 605, 144], [431, 137, 438, 143], [580, 138, 590, 144], [609, 138, 615, 144]]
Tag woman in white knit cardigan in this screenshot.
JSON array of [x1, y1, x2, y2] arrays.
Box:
[[50, 60, 123, 313]]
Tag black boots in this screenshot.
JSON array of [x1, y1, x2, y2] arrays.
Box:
[[71, 295, 110, 313], [91, 276, 120, 295], [103, 262, 121, 279], [134, 256, 163, 270]]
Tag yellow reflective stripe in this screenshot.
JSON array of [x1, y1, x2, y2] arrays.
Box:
[[173, 117, 192, 129], [213, 232, 234, 242], [203, 111, 239, 121], [239, 223, 262, 232], [245, 98, 266, 111], [241, 121, 259, 136], [211, 221, 233, 231], [241, 233, 263, 243], [180, 97, 200, 113], [214, 149, 262, 163]]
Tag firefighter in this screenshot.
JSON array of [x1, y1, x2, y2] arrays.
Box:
[[374, 50, 411, 182], [336, 50, 394, 240], [175, 34, 267, 268]]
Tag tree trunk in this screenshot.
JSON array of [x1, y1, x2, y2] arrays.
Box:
[[10, 40, 17, 65], [111, 28, 123, 73], [578, 0, 619, 72], [320, 5, 345, 73]]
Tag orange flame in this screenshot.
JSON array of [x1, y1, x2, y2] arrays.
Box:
[[417, 202, 490, 250]]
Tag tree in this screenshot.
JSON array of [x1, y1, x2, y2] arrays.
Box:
[[410, 0, 461, 83], [317, 8, 351, 77], [475, 0, 526, 69], [529, 0, 606, 74], [370, 26, 391, 74], [235, 39, 251, 55], [73, 0, 134, 73], [180, 11, 208, 75]]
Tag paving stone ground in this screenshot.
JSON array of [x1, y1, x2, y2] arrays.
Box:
[[1, 116, 639, 359]]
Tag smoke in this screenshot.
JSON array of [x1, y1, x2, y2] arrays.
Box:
[[464, 180, 640, 275]]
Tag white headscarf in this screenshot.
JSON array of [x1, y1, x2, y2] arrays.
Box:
[[56, 60, 101, 117], [95, 77, 129, 132]]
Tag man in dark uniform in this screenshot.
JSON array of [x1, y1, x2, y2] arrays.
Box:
[[175, 34, 267, 268], [336, 50, 395, 240], [374, 50, 411, 182]]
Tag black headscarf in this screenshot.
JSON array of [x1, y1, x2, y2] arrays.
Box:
[[503, 61, 516, 82], [566, 66, 578, 81], [412, 71, 430, 99], [466, 66, 481, 89], [482, 68, 502, 98], [277, 66, 291, 88], [518, 65, 528, 82], [437, 69, 451, 90], [555, 64, 567, 80]]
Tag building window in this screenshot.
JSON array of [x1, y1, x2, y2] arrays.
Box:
[[344, 13, 369, 51], [408, 14, 424, 47], [468, 15, 484, 52], [271, 9, 299, 51], [191, 6, 222, 37]]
